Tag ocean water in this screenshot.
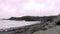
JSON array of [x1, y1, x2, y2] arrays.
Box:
[[0, 20, 40, 29]]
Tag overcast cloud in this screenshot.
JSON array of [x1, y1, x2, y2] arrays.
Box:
[[0, 0, 60, 18]]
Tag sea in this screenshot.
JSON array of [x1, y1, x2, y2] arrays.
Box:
[[0, 20, 40, 29]]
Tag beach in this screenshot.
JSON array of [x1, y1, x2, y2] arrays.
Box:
[[33, 26, 60, 34]]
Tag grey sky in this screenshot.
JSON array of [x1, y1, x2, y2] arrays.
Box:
[[0, 0, 60, 18]]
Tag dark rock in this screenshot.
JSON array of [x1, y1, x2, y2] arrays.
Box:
[[56, 21, 60, 25]]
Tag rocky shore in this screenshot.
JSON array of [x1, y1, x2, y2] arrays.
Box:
[[33, 25, 60, 34]]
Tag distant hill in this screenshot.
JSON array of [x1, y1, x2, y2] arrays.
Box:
[[6, 15, 57, 22]]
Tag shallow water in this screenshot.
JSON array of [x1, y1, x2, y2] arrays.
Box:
[[0, 20, 40, 29]]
